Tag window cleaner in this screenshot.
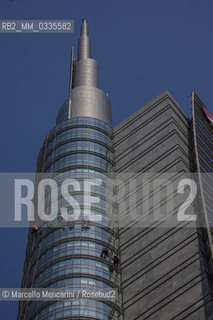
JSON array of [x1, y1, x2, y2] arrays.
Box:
[[100, 247, 110, 259]]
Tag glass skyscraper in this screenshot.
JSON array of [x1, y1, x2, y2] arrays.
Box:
[[18, 19, 213, 320], [18, 19, 121, 320]]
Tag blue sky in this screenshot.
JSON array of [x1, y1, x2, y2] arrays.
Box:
[[0, 0, 213, 318]]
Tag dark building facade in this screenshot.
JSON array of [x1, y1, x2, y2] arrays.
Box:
[[113, 91, 213, 319], [192, 92, 213, 240], [18, 21, 213, 320]]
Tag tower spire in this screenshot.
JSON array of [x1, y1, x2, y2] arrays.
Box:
[[78, 19, 91, 60], [64, 19, 112, 127], [80, 18, 89, 36]]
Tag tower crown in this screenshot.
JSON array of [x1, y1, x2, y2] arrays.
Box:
[[57, 20, 112, 127]]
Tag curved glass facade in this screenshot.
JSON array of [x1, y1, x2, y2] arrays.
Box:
[[19, 117, 121, 320]]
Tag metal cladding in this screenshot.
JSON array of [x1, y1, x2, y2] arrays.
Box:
[[71, 86, 112, 124], [70, 19, 112, 127], [78, 19, 91, 60], [73, 59, 98, 87]]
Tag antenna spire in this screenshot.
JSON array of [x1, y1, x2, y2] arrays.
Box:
[[78, 19, 91, 60], [80, 18, 89, 36]]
